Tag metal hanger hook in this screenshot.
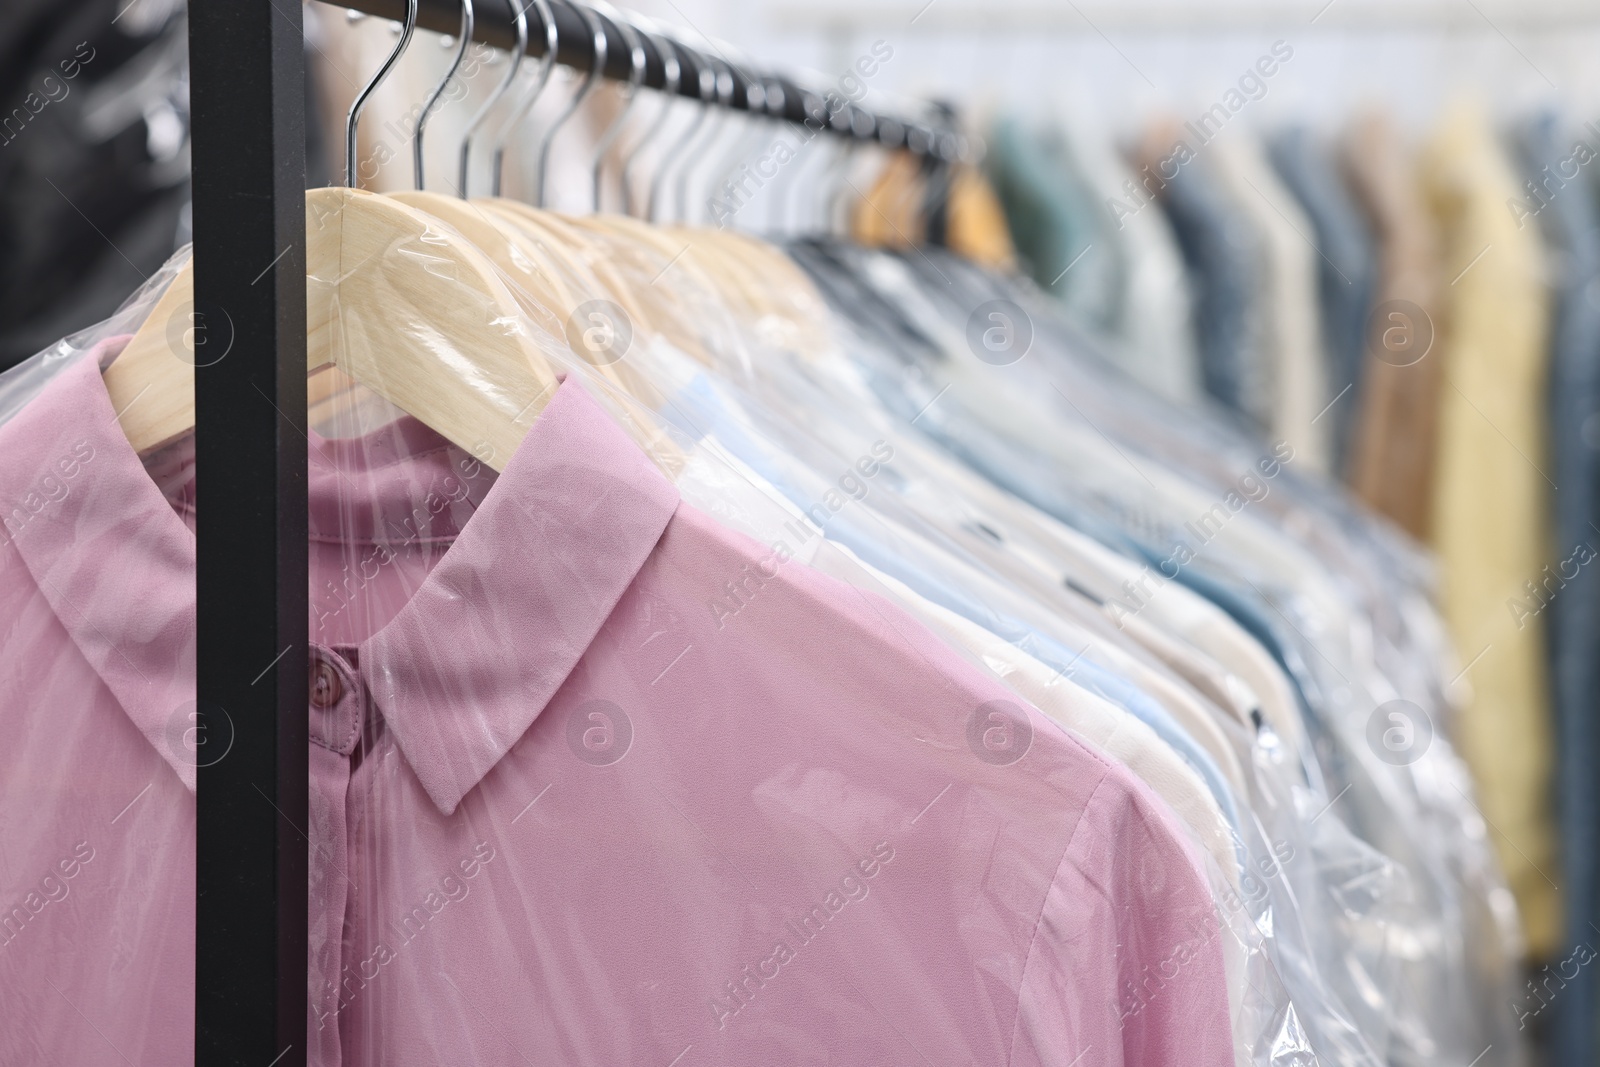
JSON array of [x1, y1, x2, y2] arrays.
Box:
[[588, 3, 646, 213], [457, 0, 528, 197], [706, 73, 767, 230], [767, 82, 823, 236], [486, 0, 555, 199], [619, 26, 679, 218], [674, 57, 734, 224], [535, 3, 607, 207], [415, 0, 474, 191], [345, 0, 418, 188], [649, 53, 714, 222]]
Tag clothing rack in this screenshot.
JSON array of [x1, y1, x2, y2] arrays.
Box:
[[185, 2, 951, 1063], [340, 0, 967, 159], [188, 5, 307, 1065]]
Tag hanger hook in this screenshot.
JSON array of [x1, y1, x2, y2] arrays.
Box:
[[755, 78, 788, 229], [415, 0, 474, 191], [588, 4, 645, 213], [706, 72, 765, 230], [457, 0, 528, 197], [486, 0, 555, 199], [346, 0, 418, 188], [674, 57, 733, 224], [619, 27, 679, 218], [826, 111, 870, 235], [535, 3, 607, 207], [765, 78, 806, 235], [815, 105, 868, 234], [649, 51, 714, 222]]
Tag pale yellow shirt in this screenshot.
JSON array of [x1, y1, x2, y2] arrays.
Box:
[[1421, 101, 1558, 954]]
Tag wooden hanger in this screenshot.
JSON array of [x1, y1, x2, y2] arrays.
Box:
[[388, 191, 578, 327], [104, 257, 198, 454], [110, 187, 562, 472], [109, 0, 567, 472]]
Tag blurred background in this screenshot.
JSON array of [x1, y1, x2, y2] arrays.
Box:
[[9, 0, 1600, 370]]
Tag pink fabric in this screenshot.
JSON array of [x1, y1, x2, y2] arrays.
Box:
[[306, 377, 1235, 1067], [0, 346, 195, 1065], [0, 354, 1234, 1067]]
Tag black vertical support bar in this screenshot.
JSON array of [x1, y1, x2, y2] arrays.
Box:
[[188, 2, 309, 1065]]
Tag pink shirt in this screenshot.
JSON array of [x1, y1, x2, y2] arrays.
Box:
[[0, 350, 1234, 1067], [304, 375, 1234, 1066], [0, 347, 195, 1065]]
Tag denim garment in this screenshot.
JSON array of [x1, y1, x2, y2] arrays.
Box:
[[985, 116, 1122, 340], [1156, 151, 1270, 429], [1268, 128, 1378, 475], [1056, 122, 1203, 404], [1515, 114, 1600, 1066]]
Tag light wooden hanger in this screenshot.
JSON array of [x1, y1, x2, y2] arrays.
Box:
[[431, 1, 692, 383], [110, 0, 563, 471], [382, 0, 664, 393], [379, 0, 686, 471], [386, 0, 579, 340]]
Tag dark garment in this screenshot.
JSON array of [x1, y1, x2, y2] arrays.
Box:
[[1268, 128, 1377, 476], [0, 4, 332, 371], [984, 116, 1121, 339], [1514, 114, 1600, 1067], [0, 1, 190, 370], [1153, 149, 1267, 428], [1341, 112, 1445, 541]]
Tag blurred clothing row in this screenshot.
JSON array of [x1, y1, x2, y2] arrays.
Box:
[[974, 100, 1600, 1065]]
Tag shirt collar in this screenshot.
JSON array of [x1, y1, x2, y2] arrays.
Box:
[[0, 344, 198, 790], [351, 377, 680, 815], [0, 357, 679, 812]]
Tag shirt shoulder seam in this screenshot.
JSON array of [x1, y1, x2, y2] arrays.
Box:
[[1006, 766, 1113, 1067]]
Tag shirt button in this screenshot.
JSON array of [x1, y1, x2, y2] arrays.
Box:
[[310, 660, 343, 708]]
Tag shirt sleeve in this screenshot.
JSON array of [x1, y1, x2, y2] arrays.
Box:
[[1012, 767, 1236, 1067]]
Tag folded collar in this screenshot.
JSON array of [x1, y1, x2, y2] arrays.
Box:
[[358, 377, 680, 815], [1, 358, 677, 811], [0, 345, 198, 790]]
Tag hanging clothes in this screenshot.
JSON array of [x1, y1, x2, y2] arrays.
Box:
[[984, 115, 1123, 338], [1343, 111, 1446, 540], [1421, 101, 1560, 958], [0, 18, 1547, 1061], [1059, 119, 1203, 406], [1268, 126, 1379, 476], [0, 343, 197, 1066], [783, 236, 1520, 1067], [1208, 133, 1332, 473], [1138, 120, 1271, 432], [1513, 112, 1600, 1062]]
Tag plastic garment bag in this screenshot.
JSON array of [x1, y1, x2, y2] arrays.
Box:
[[786, 238, 1526, 1067], [533, 225, 1345, 1067], [300, 207, 1240, 1067], [0, 191, 1524, 1067], [0, 251, 196, 1064]]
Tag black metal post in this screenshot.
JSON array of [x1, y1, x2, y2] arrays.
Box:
[[187, 2, 309, 1064]]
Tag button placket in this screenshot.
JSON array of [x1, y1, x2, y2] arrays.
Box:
[[308, 645, 363, 756], [311, 660, 342, 708]]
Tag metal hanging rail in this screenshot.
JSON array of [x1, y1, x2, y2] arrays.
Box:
[[317, 0, 966, 161]]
